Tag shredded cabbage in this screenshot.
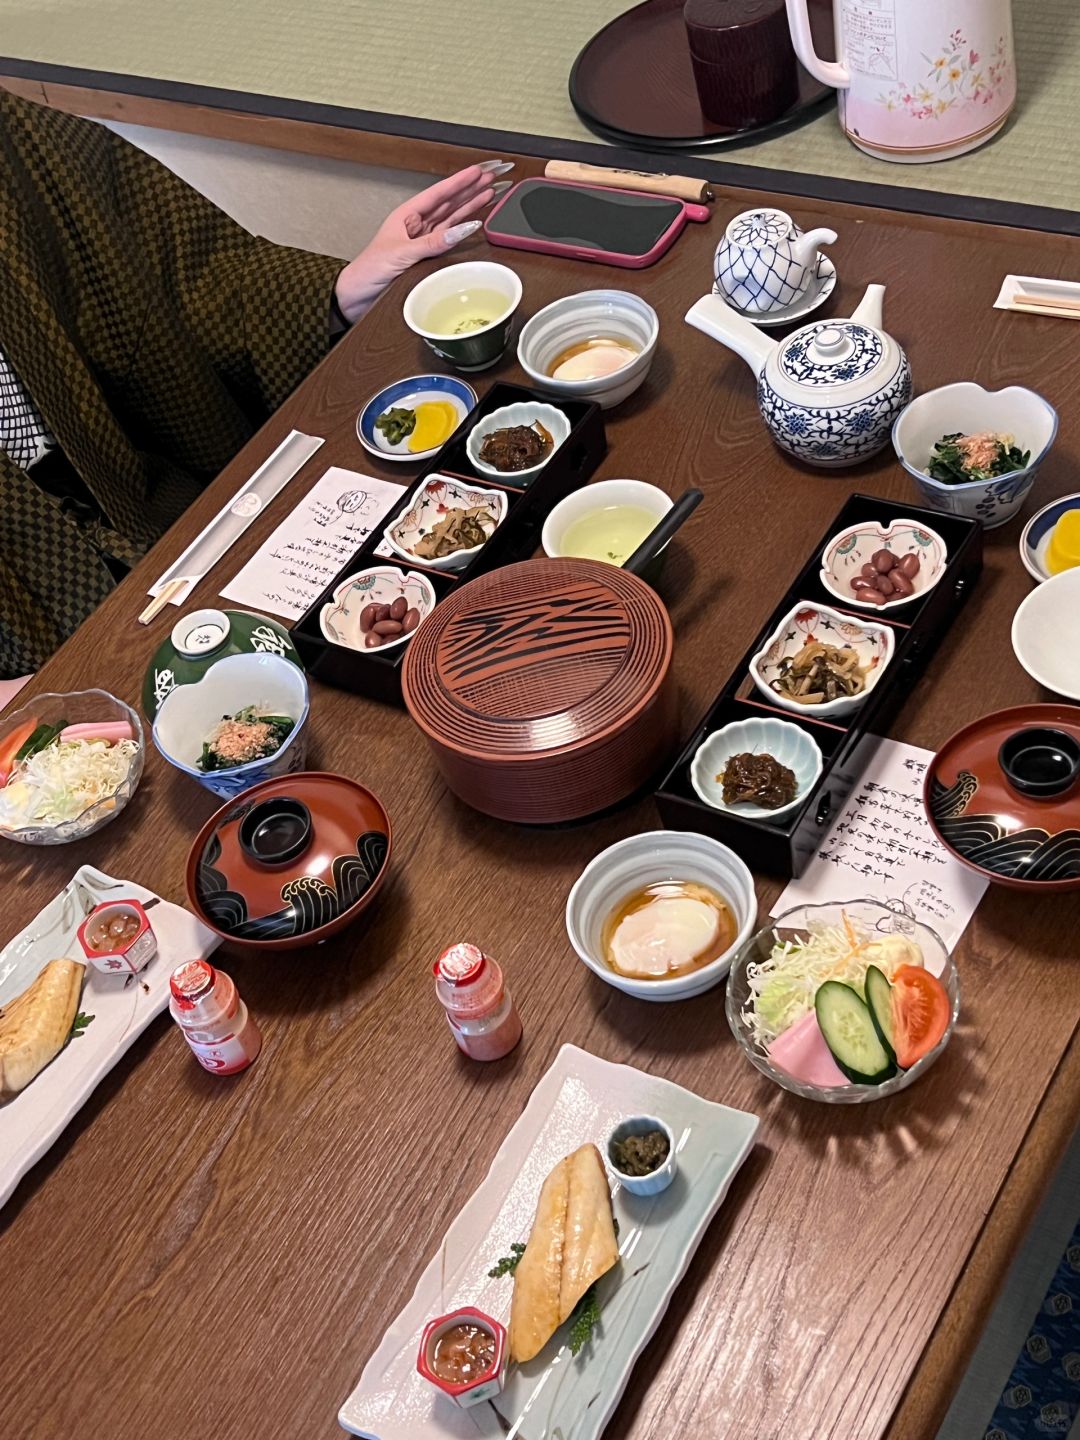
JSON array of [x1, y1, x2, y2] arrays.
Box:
[[743, 914, 924, 1046], [0, 738, 139, 830]]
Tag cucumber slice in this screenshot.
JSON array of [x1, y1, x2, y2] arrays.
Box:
[[815, 981, 896, 1085], [864, 965, 897, 1066]]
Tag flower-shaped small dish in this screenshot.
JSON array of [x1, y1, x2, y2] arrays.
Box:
[[77, 899, 157, 976], [819, 517, 948, 611], [320, 566, 437, 652], [1019, 491, 1080, 584], [153, 652, 310, 800], [465, 402, 571, 483], [605, 1115, 677, 1197], [892, 382, 1058, 530], [1012, 569, 1080, 703], [749, 602, 895, 719], [926, 702, 1080, 891], [384, 474, 508, 572], [356, 374, 477, 463], [0, 690, 144, 845], [726, 899, 958, 1105], [416, 1308, 507, 1410], [690, 716, 823, 823]]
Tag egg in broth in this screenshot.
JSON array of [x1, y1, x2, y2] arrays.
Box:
[[548, 336, 639, 381], [602, 881, 735, 980]]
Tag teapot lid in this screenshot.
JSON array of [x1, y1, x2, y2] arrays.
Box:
[[725, 207, 793, 246], [777, 321, 888, 391]]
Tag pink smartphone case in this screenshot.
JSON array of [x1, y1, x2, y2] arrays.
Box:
[[484, 177, 709, 270]]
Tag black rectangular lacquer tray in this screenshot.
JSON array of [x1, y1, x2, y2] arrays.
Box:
[[654, 493, 984, 878], [289, 383, 607, 703]]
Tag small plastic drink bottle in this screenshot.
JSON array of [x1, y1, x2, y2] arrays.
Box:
[[433, 943, 522, 1062], [168, 960, 262, 1075]]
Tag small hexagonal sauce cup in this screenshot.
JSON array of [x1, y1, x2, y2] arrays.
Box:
[[77, 899, 157, 975], [415, 1308, 507, 1409]]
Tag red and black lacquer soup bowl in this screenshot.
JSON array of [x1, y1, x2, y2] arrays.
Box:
[[925, 703, 1080, 893], [185, 771, 392, 950]]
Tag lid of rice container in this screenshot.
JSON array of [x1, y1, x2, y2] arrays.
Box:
[[401, 557, 672, 761]]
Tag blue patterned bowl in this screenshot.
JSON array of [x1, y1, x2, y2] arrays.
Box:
[[1019, 491, 1080, 583], [892, 383, 1058, 530], [356, 374, 477, 463], [153, 652, 310, 799]]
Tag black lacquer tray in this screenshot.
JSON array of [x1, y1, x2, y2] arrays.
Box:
[[654, 493, 984, 877], [290, 383, 607, 703]]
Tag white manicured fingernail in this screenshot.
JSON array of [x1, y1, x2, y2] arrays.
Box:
[[444, 220, 482, 247], [479, 159, 515, 175], [490, 180, 513, 197]]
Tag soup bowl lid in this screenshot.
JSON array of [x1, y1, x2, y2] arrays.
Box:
[[925, 703, 1080, 891], [186, 771, 391, 942]]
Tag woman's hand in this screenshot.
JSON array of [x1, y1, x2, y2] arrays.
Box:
[[333, 160, 514, 325]]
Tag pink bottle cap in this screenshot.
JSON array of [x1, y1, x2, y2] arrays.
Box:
[[433, 942, 486, 985], [170, 959, 216, 1008]]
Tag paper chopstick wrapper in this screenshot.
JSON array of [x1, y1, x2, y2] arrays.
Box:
[[144, 430, 324, 613], [994, 273, 1080, 319]]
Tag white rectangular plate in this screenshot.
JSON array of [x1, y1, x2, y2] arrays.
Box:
[[338, 1044, 759, 1440], [0, 865, 220, 1209]]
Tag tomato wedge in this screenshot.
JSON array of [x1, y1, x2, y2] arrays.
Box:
[[0, 717, 38, 785], [891, 964, 950, 1069]]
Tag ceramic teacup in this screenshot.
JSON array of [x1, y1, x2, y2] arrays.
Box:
[[403, 261, 522, 372]]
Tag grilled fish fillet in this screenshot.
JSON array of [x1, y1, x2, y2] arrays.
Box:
[[0, 959, 84, 1096], [509, 1143, 618, 1363]]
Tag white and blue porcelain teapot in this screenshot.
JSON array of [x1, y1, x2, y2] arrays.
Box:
[[713, 207, 836, 315], [685, 283, 912, 468]]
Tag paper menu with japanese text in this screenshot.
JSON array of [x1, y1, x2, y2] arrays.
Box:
[[774, 737, 988, 952], [220, 467, 406, 621]]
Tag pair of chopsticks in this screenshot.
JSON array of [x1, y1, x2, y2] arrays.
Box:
[[137, 578, 186, 626], [1007, 292, 1080, 320]]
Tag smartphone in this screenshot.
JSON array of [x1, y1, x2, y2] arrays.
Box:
[[485, 178, 707, 269]]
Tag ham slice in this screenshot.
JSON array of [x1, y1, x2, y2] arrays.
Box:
[[767, 1009, 847, 1087]]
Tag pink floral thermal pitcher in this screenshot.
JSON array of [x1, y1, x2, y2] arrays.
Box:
[[785, 0, 1016, 163]]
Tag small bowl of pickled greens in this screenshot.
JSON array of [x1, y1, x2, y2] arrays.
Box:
[[357, 374, 478, 463], [606, 1115, 677, 1196], [152, 652, 310, 799], [892, 382, 1058, 530], [0, 689, 144, 845], [727, 899, 958, 1105]]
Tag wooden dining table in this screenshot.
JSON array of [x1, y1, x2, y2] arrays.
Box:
[[2, 178, 1079, 1440]]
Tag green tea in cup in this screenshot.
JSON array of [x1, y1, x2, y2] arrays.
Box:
[[423, 288, 510, 337], [404, 261, 523, 373]]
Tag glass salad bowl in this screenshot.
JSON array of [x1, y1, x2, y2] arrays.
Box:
[[725, 898, 959, 1105], [0, 690, 144, 845]]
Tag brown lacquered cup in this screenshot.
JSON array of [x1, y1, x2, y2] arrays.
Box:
[[684, 0, 799, 129]]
